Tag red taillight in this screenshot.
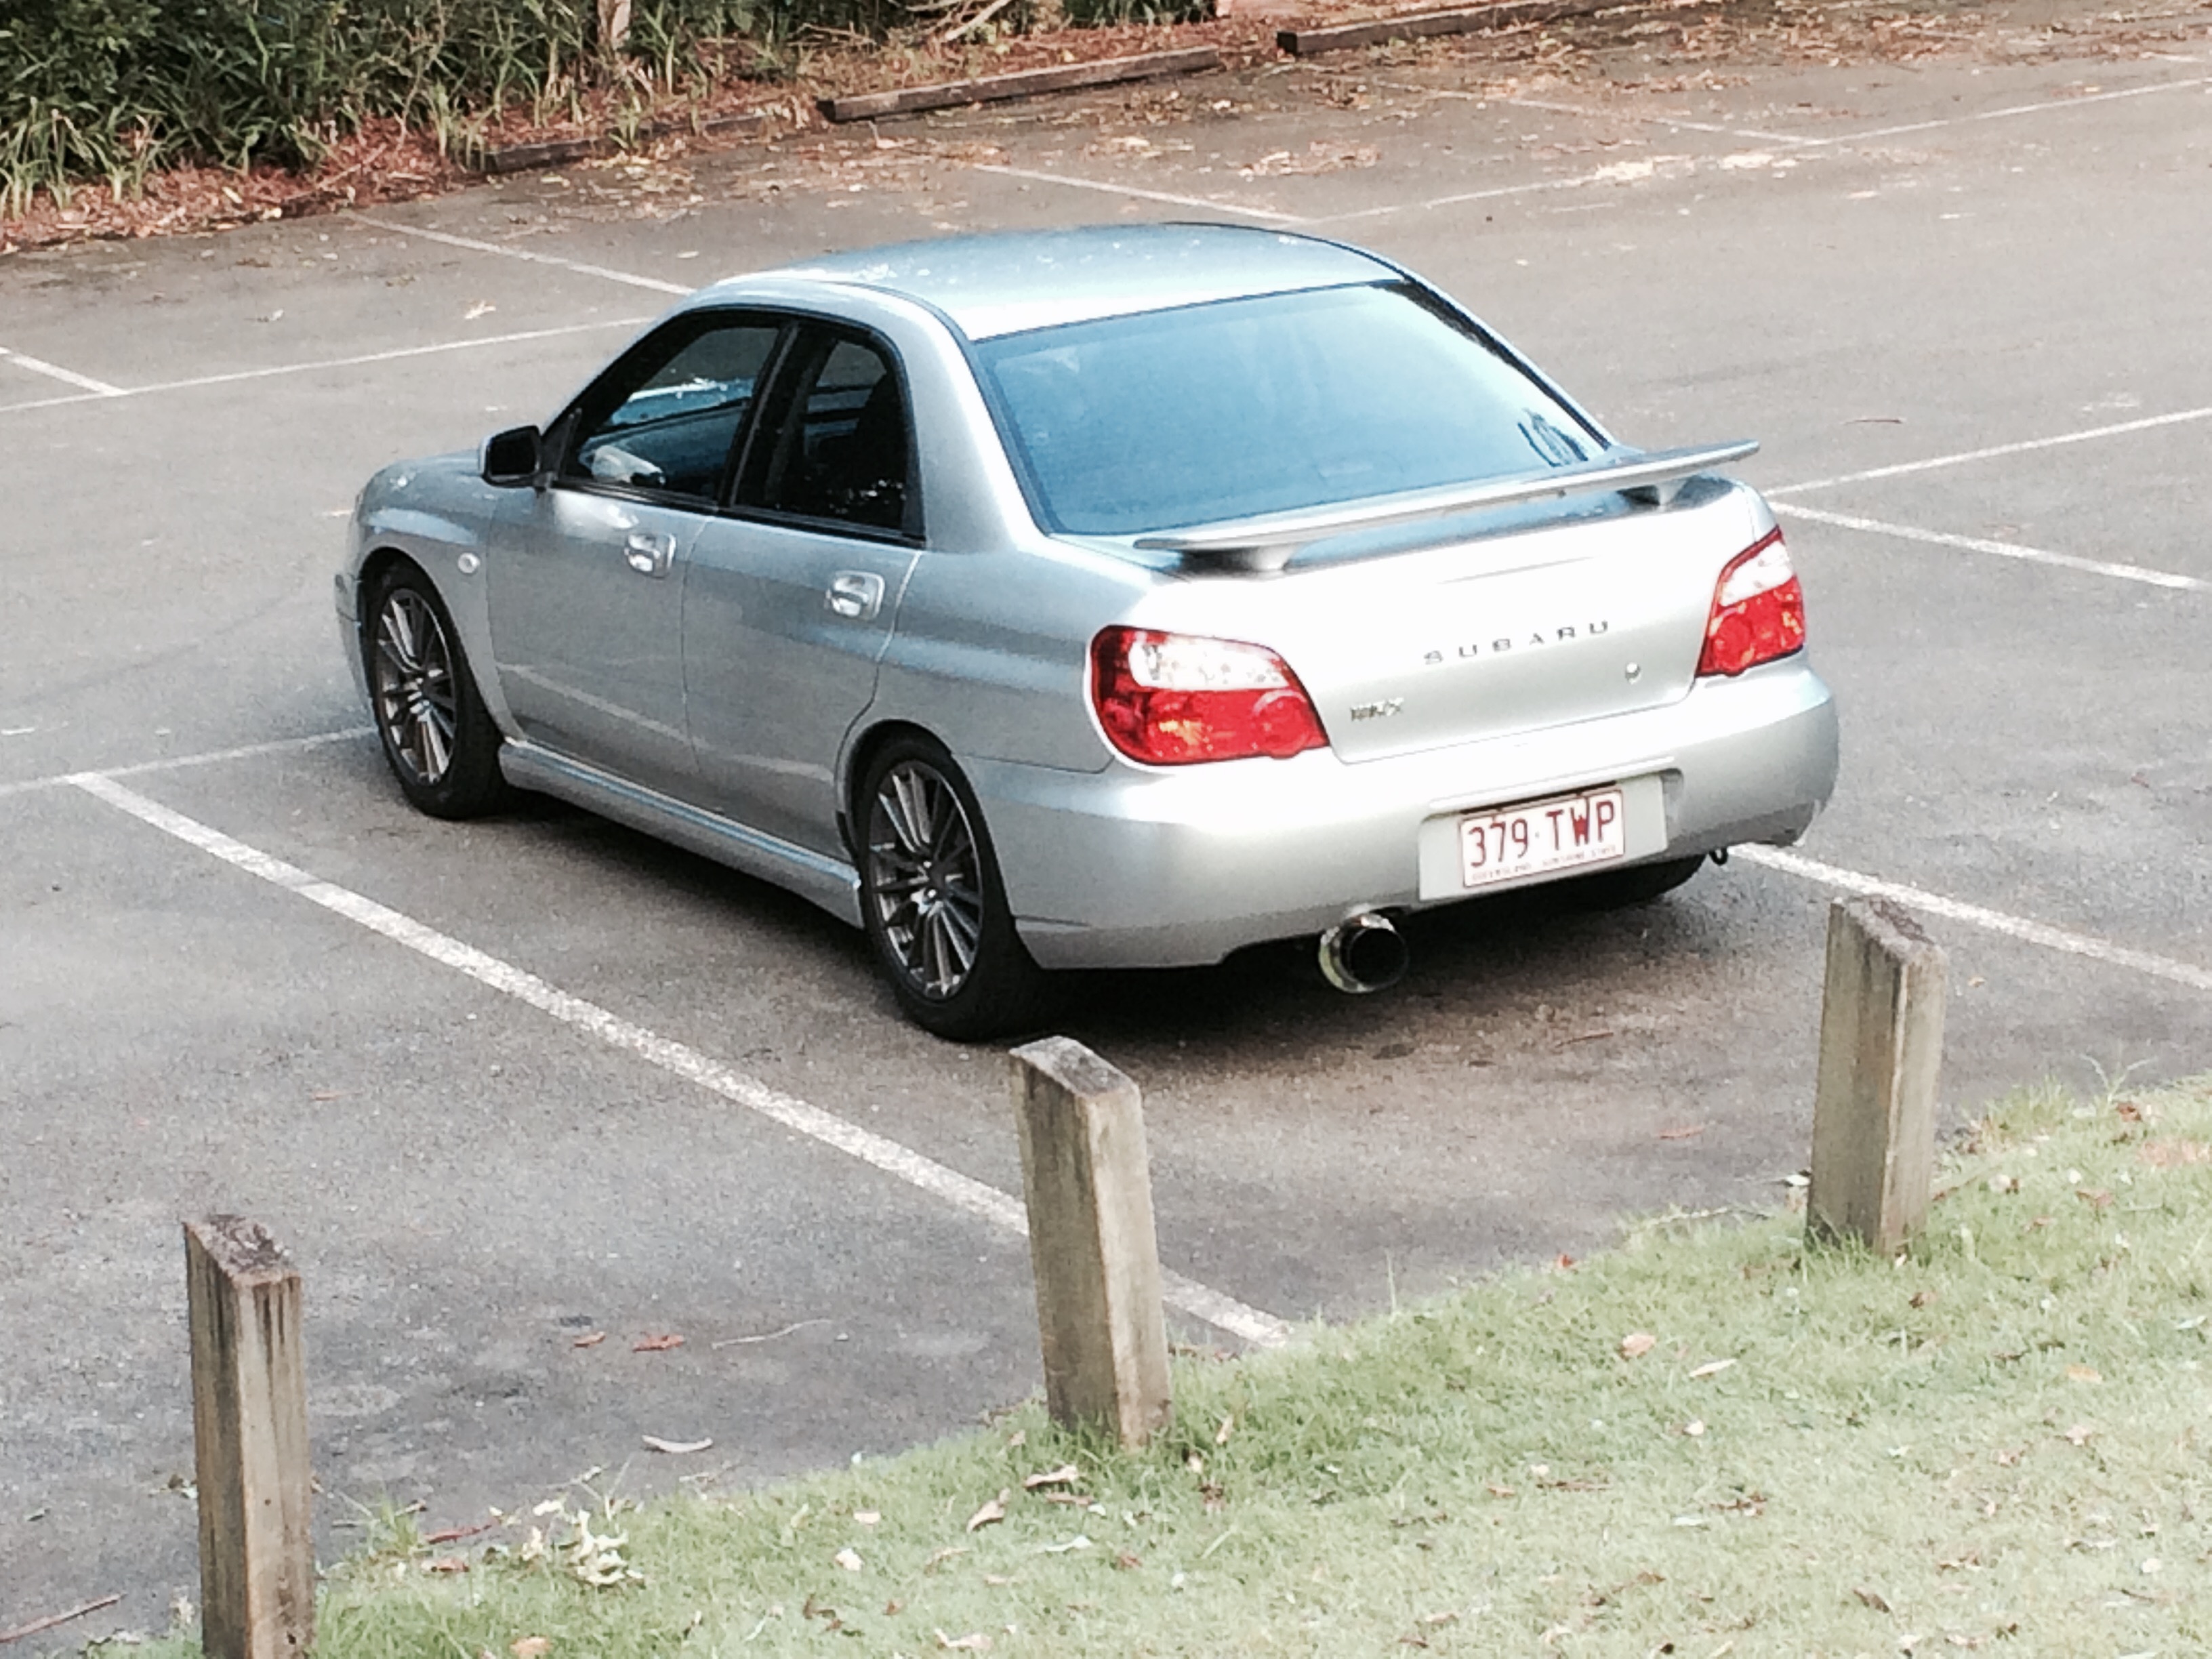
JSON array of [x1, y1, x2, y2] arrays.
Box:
[[1697, 527, 1806, 678], [1090, 627, 1329, 765]]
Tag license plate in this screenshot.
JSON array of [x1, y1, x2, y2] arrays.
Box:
[[1459, 787, 1627, 890]]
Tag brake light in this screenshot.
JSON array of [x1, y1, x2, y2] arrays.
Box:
[[1697, 528, 1806, 677], [1090, 627, 1329, 764]]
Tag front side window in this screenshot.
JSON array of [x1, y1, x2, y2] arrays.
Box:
[[972, 282, 1604, 535], [742, 331, 914, 535], [564, 316, 781, 501]]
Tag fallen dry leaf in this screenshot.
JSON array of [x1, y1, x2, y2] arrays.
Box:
[[855, 1511, 880, 1525], [966, 1491, 1009, 1532], [1689, 1358, 1736, 1380], [924, 1546, 968, 1570], [1485, 1483, 1517, 1498], [1620, 1332, 1657, 1359], [1656, 1124, 1706, 1141], [1004, 1430, 1025, 1448], [981, 1573, 1016, 1586], [833, 1547, 863, 1572], [2075, 1188, 2114, 1211], [1214, 1413, 1236, 1446], [632, 1334, 684, 1353], [1682, 1419, 1706, 1437], [642, 1435, 712, 1454], [1023, 1465, 1080, 1490], [2064, 1422, 2095, 1446], [1853, 1585, 1893, 1614], [1910, 1290, 1938, 1309], [424, 1556, 469, 1574], [1113, 1551, 1141, 1570], [2064, 1366, 2102, 1385], [1553, 1253, 1578, 1271], [571, 1332, 606, 1349], [936, 1632, 992, 1652], [2142, 1139, 2211, 1168], [511, 1640, 550, 1659]]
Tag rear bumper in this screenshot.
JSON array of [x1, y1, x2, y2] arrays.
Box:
[[971, 657, 1839, 969]]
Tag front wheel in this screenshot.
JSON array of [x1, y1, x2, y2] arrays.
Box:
[[857, 737, 1047, 1041], [365, 565, 507, 819]]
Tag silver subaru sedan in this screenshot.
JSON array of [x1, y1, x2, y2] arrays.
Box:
[[337, 224, 1839, 1038]]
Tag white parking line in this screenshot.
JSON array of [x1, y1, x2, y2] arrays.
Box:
[[1838, 74, 2212, 142], [972, 163, 1307, 223], [1768, 404, 2212, 495], [70, 771, 1293, 1351], [1385, 83, 1818, 145], [1737, 845, 2212, 996], [1774, 502, 2209, 593], [0, 317, 651, 418], [352, 216, 695, 295], [1306, 164, 1648, 225], [0, 344, 123, 396], [0, 726, 375, 802], [1375, 70, 2209, 152]]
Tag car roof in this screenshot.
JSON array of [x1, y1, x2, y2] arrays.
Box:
[[697, 224, 1404, 340]]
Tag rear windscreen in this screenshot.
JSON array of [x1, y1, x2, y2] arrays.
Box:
[[972, 283, 1603, 536]]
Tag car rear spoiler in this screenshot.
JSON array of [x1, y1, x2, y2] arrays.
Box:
[[1132, 439, 1760, 573]]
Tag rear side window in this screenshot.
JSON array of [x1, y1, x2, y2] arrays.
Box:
[[741, 331, 915, 535], [973, 283, 1602, 535]]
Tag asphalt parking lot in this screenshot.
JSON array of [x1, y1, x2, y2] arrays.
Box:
[[4, 4, 2210, 1637]]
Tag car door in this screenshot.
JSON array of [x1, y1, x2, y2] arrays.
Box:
[[684, 325, 922, 856], [489, 312, 783, 794]]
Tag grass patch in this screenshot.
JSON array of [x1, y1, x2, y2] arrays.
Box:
[[154, 1078, 2212, 1656]]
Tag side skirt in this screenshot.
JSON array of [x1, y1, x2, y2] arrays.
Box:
[[499, 740, 863, 928]]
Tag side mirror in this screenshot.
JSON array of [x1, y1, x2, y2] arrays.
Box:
[[481, 424, 544, 487]]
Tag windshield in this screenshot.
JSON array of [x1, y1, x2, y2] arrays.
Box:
[[972, 283, 1604, 536]]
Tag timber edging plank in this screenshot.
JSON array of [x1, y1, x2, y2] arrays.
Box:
[[1276, 0, 1603, 56], [482, 108, 769, 175], [820, 45, 1223, 123]]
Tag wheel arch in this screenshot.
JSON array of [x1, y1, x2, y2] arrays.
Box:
[[839, 718, 945, 861], [356, 544, 516, 736]]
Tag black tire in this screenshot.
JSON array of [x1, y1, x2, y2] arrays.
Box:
[[857, 736, 1048, 1041], [365, 564, 508, 820], [1560, 853, 1707, 912]]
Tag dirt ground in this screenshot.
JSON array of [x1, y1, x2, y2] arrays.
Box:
[[6, 0, 2203, 251]]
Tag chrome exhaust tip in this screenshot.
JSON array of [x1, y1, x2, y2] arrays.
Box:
[[1317, 912, 1408, 995]]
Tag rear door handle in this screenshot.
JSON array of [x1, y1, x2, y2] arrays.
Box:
[[825, 571, 885, 621], [624, 530, 676, 577]]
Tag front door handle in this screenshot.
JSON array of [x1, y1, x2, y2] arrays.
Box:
[[624, 530, 676, 577], [825, 571, 886, 621]]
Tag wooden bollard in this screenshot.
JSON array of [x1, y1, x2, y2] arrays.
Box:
[[1010, 1038, 1172, 1447], [184, 1216, 314, 1659], [1807, 896, 1948, 1253]]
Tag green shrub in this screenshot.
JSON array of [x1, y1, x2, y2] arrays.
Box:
[[0, 0, 931, 211]]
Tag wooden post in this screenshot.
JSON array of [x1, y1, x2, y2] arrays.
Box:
[[184, 1216, 314, 1659], [1010, 1038, 1172, 1447], [1807, 896, 1948, 1253]]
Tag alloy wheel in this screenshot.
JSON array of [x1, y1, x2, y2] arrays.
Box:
[[865, 760, 985, 1000], [371, 588, 459, 786]]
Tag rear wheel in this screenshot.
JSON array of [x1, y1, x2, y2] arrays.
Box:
[[1561, 853, 1706, 911], [366, 565, 506, 819], [857, 737, 1047, 1040]]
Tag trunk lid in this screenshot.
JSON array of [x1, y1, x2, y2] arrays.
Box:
[[1126, 482, 1767, 765]]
